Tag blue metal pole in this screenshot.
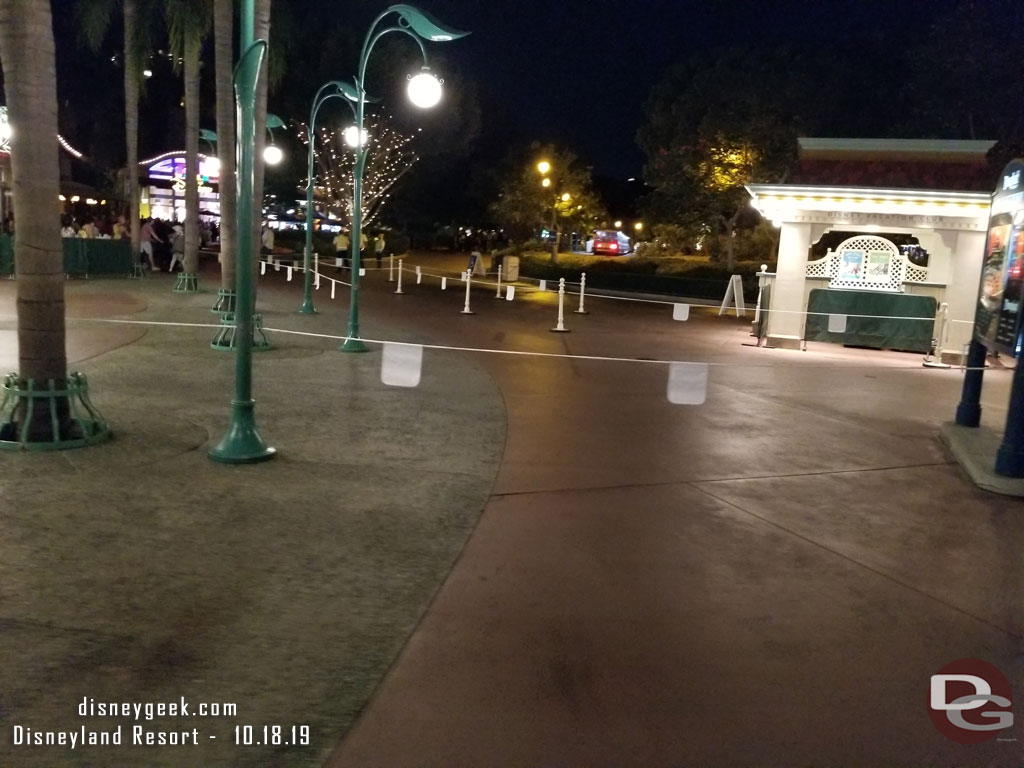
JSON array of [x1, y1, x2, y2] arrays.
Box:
[[954, 339, 987, 428], [995, 355, 1024, 476]]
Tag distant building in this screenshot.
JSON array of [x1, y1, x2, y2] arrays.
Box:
[[139, 151, 221, 223]]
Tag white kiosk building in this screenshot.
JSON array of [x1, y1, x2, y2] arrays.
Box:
[[747, 139, 996, 358]]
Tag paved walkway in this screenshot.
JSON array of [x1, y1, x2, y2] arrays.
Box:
[[0, 270, 506, 768], [1, 265, 1022, 767]]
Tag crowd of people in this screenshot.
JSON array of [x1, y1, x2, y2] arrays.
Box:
[[60, 214, 220, 272], [5, 213, 398, 275], [331, 228, 386, 271]]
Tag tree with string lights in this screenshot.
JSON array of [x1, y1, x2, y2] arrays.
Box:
[[297, 112, 418, 230]]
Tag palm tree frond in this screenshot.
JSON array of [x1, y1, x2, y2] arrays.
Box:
[[164, 0, 211, 71], [75, 0, 118, 52]]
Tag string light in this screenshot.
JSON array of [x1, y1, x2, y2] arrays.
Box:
[[296, 112, 419, 227]]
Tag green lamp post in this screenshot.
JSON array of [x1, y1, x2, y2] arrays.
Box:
[[299, 81, 360, 314], [340, 4, 468, 352], [201, 115, 283, 322], [208, 0, 274, 463]]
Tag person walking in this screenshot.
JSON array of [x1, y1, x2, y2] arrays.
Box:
[[168, 224, 185, 271], [261, 224, 275, 255], [359, 231, 368, 268], [374, 231, 385, 269], [333, 228, 350, 271], [139, 217, 163, 271]]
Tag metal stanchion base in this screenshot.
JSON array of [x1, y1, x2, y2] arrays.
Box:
[[0, 372, 110, 451], [212, 289, 236, 315], [172, 272, 200, 293], [210, 313, 272, 351]]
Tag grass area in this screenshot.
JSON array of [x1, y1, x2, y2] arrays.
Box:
[[515, 250, 768, 301]]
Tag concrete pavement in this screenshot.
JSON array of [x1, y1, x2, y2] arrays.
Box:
[[1, 262, 1023, 767], [0, 268, 505, 768]]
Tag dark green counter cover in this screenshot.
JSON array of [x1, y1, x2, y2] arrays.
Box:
[[0, 234, 11, 275], [0, 236, 133, 276], [63, 238, 134, 275], [805, 288, 936, 352]]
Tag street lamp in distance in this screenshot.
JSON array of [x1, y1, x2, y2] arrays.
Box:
[[340, 4, 468, 353], [299, 81, 360, 315]]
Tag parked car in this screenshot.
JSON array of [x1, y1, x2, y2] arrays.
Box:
[[592, 229, 631, 256]]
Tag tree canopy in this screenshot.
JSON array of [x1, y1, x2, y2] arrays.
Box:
[[489, 143, 606, 247]]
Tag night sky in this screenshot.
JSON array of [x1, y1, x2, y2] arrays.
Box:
[[19, 0, 987, 215], [416, 0, 929, 177]]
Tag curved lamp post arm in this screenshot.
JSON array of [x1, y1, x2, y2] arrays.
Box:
[[359, 26, 429, 89]]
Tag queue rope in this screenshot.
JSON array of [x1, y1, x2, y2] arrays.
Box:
[[274, 258, 955, 324], [67, 315, 993, 373]]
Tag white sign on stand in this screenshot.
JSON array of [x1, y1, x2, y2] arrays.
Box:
[[718, 274, 747, 317]]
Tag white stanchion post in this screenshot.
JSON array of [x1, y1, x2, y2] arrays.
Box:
[[286, 265, 293, 281], [260, 261, 266, 275], [924, 302, 951, 368], [751, 263, 767, 336], [575, 271, 589, 314], [416, 265, 422, 284], [441, 276, 447, 290], [330, 280, 336, 299], [388, 254, 394, 282], [461, 270, 475, 314], [395, 259, 404, 294], [551, 277, 570, 332], [495, 264, 503, 298], [314, 254, 320, 289], [274, 260, 281, 271]]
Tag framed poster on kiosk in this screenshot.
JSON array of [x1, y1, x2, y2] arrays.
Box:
[[974, 159, 1024, 356]]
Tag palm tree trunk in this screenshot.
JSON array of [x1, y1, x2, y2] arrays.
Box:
[[0, 0, 67, 386], [214, 0, 236, 290], [124, 0, 141, 260], [183, 34, 200, 274]]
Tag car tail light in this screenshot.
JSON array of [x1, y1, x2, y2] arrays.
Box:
[[609, 243, 618, 251]]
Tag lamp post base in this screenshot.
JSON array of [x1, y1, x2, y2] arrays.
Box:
[[339, 336, 370, 353], [299, 298, 317, 314], [208, 402, 276, 464]]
